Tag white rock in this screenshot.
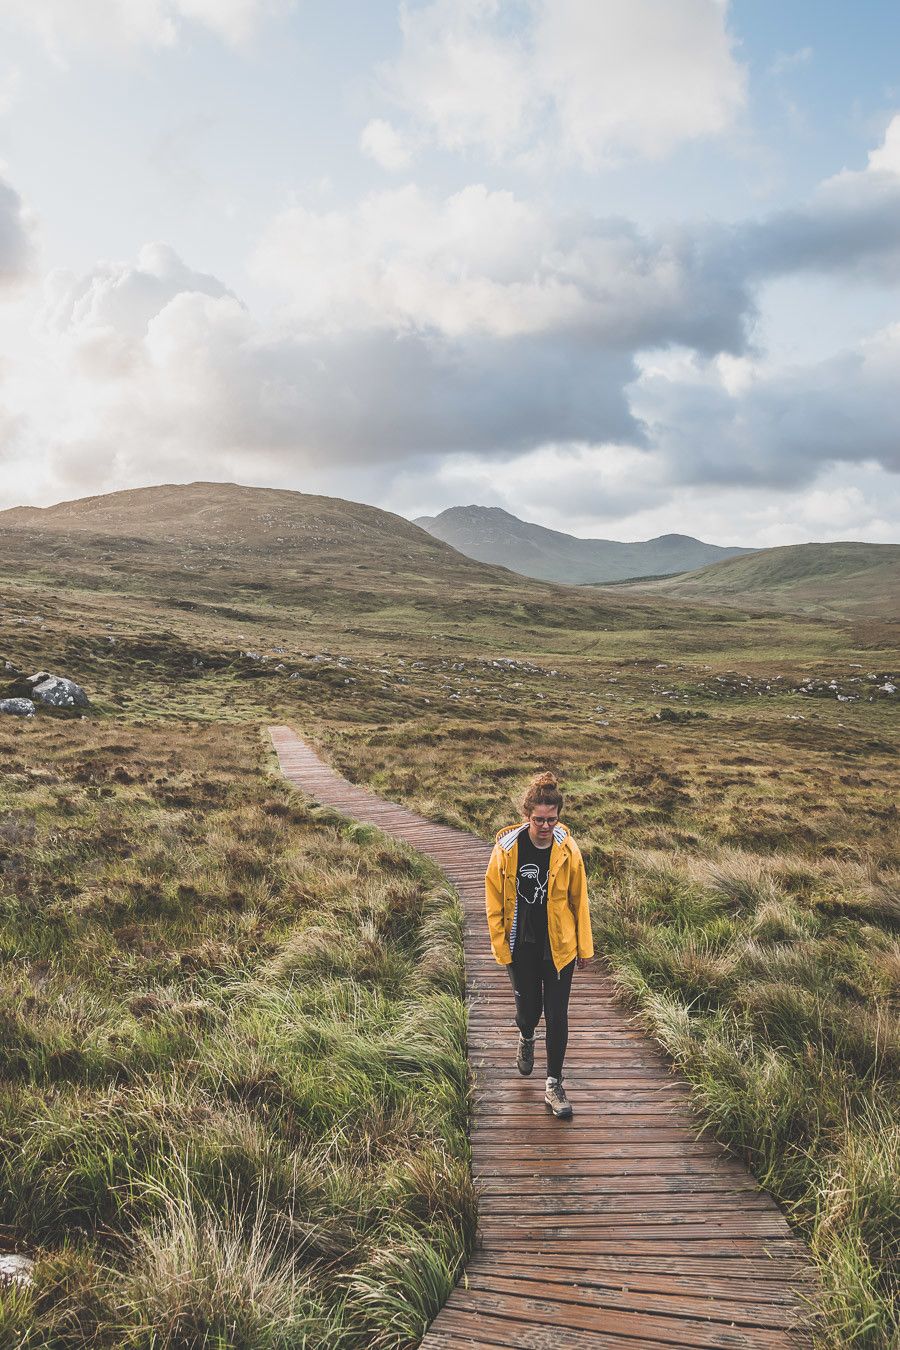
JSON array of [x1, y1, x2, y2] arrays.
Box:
[[0, 1253, 33, 1285]]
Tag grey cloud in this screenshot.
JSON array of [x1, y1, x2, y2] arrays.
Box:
[[40, 278, 647, 487], [547, 214, 754, 355], [634, 336, 900, 492], [289, 330, 643, 458], [150, 316, 645, 462], [512, 469, 666, 524], [0, 175, 33, 286], [739, 181, 900, 285]]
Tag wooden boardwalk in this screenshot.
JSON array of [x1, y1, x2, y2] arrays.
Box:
[[269, 726, 817, 1348]]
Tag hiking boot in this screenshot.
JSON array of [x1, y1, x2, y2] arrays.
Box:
[[516, 1032, 535, 1076], [544, 1077, 573, 1118]]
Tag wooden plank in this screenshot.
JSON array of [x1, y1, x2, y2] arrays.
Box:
[[458, 1271, 804, 1330], [468, 1257, 815, 1300], [438, 1291, 801, 1348]]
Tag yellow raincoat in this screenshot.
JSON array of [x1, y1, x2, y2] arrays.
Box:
[[485, 821, 594, 972]]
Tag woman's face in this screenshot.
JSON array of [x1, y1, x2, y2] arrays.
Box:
[[528, 805, 558, 846]]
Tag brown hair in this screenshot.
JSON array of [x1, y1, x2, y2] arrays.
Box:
[[521, 770, 563, 818]]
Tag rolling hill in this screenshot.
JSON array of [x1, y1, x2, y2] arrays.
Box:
[[0, 480, 509, 600], [414, 504, 754, 583], [0, 480, 703, 649], [613, 541, 900, 619]]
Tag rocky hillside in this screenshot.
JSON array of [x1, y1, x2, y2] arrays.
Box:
[[414, 504, 753, 583]]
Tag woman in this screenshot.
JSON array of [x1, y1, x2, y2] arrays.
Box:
[[484, 770, 593, 1118]]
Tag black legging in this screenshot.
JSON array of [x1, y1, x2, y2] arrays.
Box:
[[507, 943, 576, 1080]]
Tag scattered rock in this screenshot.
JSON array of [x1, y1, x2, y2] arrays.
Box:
[[653, 708, 709, 723], [0, 1253, 33, 1286], [0, 698, 35, 717]]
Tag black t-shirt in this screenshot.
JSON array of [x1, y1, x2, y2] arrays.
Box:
[[515, 826, 552, 958]]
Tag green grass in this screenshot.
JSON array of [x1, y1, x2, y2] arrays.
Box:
[[622, 541, 900, 620], [0, 720, 475, 1348]]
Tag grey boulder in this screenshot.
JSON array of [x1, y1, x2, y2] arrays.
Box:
[[0, 698, 35, 716], [29, 674, 90, 708]]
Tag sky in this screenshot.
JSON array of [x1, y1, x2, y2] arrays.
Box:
[[1, 0, 899, 547]]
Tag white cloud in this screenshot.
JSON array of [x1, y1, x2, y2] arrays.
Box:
[[2, 237, 647, 503], [387, 0, 534, 157], [5, 235, 900, 545], [591, 462, 900, 548], [866, 112, 900, 177], [0, 66, 22, 113], [377, 0, 746, 167], [41, 242, 234, 341], [360, 118, 415, 171], [250, 183, 750, 350], [14, 234, 900, 524], [0, 0, 291, 60], [531, 0, 746, 165], [174, 0, 290, 47]]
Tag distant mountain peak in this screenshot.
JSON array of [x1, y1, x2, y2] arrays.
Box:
[[416, 503, 754, 585]]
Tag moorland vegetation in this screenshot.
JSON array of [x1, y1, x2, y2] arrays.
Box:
[[0, 717, 473, 1347], [1, 481, 898, 1347], [619, 540, 900, 620]]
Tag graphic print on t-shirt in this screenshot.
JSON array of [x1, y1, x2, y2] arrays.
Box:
[[514, 828, 552, 953], [516, 861, 547, 907]]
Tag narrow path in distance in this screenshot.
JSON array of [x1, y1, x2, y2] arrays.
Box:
[[269, 726, 818, 1349]]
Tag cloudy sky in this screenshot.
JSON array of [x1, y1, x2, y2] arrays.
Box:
[[1, 0, 899, 546]]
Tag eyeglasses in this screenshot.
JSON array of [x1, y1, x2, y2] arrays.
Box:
[[530, 815, 558, 825]]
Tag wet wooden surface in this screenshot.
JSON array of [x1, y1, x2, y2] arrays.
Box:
[[269, 726, 817, 1347]]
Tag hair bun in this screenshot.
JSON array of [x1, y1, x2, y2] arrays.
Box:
[[522, 769, 563, 817]]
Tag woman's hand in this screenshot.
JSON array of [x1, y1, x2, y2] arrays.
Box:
[[576, 956, 592, 972]]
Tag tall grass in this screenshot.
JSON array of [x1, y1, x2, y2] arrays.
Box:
[[0, 720, 474, 1347], [596, 846, 900, 1349]]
